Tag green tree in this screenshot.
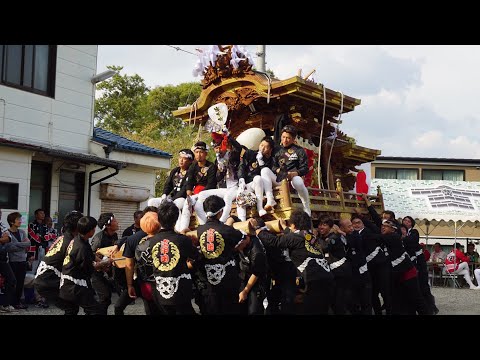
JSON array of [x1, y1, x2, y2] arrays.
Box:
[[118, 122, 210, 197], [94, 65, 150, 133], [266, 68, 276, 79], [95, 67, 206, 196], [141, 82, 202, 139]]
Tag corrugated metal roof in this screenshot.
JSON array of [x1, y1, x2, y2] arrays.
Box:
[[93, 127, 171, 158]]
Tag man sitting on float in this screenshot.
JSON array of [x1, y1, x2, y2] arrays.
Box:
[[147, 148, 194, 232], [194, 132, 242, 225], [261, 125, 311, 216], [176, 141, 217, 232], [236, 135, 275, 221]]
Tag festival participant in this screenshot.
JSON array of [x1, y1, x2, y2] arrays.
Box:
[[380, 220, 429, 315], [59, 216, 109, 315], [402, 215, 438, 315], [27, 209, 49, 262], [317, 215, 352, 314], [34, 211, 83, 309], [118, 206, 161, 315], [90, 213, 119, 314], [194, 134, 243, 224], [351, 213, 392, 315], [236, 136, 275, 221], [177, 141, 217, 231], [261, 125, 311, 216], [234, 217, 267, 315], [254, 210, 333, 315], [197, 195, 243, 314], [122, 211, 143, 237], [339, 218, 372, 315], [148, 149, 194, 232], [151, 201, 197, 314]]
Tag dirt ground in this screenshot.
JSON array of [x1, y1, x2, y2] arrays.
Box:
[[2, 286, 479, 315]]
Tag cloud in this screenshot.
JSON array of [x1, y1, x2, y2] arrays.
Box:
[[96, 45, 480, 160], [412, 130, 444, 149], [265, 45, 422, 95]]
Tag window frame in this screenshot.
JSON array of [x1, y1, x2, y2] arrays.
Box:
[[0, 181, 19, 209], [421, 169, 465, 181], [374, 167, 419, 180], [0, 45, 56, 98]]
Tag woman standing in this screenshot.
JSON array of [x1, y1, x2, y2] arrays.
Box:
[[7, 212, 30, 309]]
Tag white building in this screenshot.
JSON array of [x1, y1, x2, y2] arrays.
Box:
[[0, 45, 171, 234], [368, 156, 480, 249]]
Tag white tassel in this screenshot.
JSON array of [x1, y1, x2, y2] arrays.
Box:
[[256, 151, 265, 166]]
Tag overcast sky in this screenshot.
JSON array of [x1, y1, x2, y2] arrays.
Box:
[[97, 45, 480, 159]]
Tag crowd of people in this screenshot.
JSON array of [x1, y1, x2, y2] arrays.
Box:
[[1, 125, 479, 315]]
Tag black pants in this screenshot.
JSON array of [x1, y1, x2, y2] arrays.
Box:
[[91, 272, 112, 314], [9, 261, 26, 305], [392, 275, 429, 315], [0, 261, 16, 306], [265, 272, 296, 315], [61, 296, 103, 315], [369, 262, 392, 315], [350, 278, 373, 315], [204, 283, 240, 315], [332, 276, 352, 315], [192, 270, 209, 315], [239, 281, 265, 315], [114, 288, 135, 315], [302, 278, 334, 315], [158, 302, 196, 315], [417, 266, 437, 314]]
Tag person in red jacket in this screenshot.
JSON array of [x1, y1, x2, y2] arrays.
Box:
[[444, 243, 477, 289], [420, 243, 430, 262]]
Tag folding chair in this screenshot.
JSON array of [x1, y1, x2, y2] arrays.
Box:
[[442, 267, 461, 288]]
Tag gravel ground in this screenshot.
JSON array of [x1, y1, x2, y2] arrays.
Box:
[[2, 286, 479, 315]]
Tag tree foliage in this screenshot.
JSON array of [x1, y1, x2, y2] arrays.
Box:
[[94, 65, 150, 133], [95, 66, 206, 196], [141, 82, 202, 139]]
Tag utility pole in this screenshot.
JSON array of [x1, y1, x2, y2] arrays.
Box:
[[256, 45, 266, 72]]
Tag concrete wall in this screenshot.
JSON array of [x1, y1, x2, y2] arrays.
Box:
[[0, 147, 32, 225], [0, 45, 97, 153], [86, 164, 157, 221]]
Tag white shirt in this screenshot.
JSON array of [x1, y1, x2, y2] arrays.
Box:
[[431, 250, 446, 262]]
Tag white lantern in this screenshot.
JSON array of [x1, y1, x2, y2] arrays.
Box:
[[236, 128, 266, 150]]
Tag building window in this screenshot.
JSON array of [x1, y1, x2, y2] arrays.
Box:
[[0, 182, 19, 209], [0, 45, 56, 97], [422, 169, 464, 181], [375, 168, 418, 180]]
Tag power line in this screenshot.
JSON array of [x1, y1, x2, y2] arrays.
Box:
[[165, 45, 197, 56]]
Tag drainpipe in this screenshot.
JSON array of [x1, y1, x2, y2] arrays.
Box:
[[87, 166, 120, 216], [0, 98, 5, 136]]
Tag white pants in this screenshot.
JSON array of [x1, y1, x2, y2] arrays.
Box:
[[450, 262, 476, 288], [177, 195, 199, 232], [148, 196, 187, 233], [474, 268, 480, 287], [260, 167, 311, 216], [194, 186, 238, 224], [237, 176, 264, 221]]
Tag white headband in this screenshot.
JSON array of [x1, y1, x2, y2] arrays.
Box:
[[206, 207, 224, 218], [179, 151, 193, 159], [101, 215, 115, 230]]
